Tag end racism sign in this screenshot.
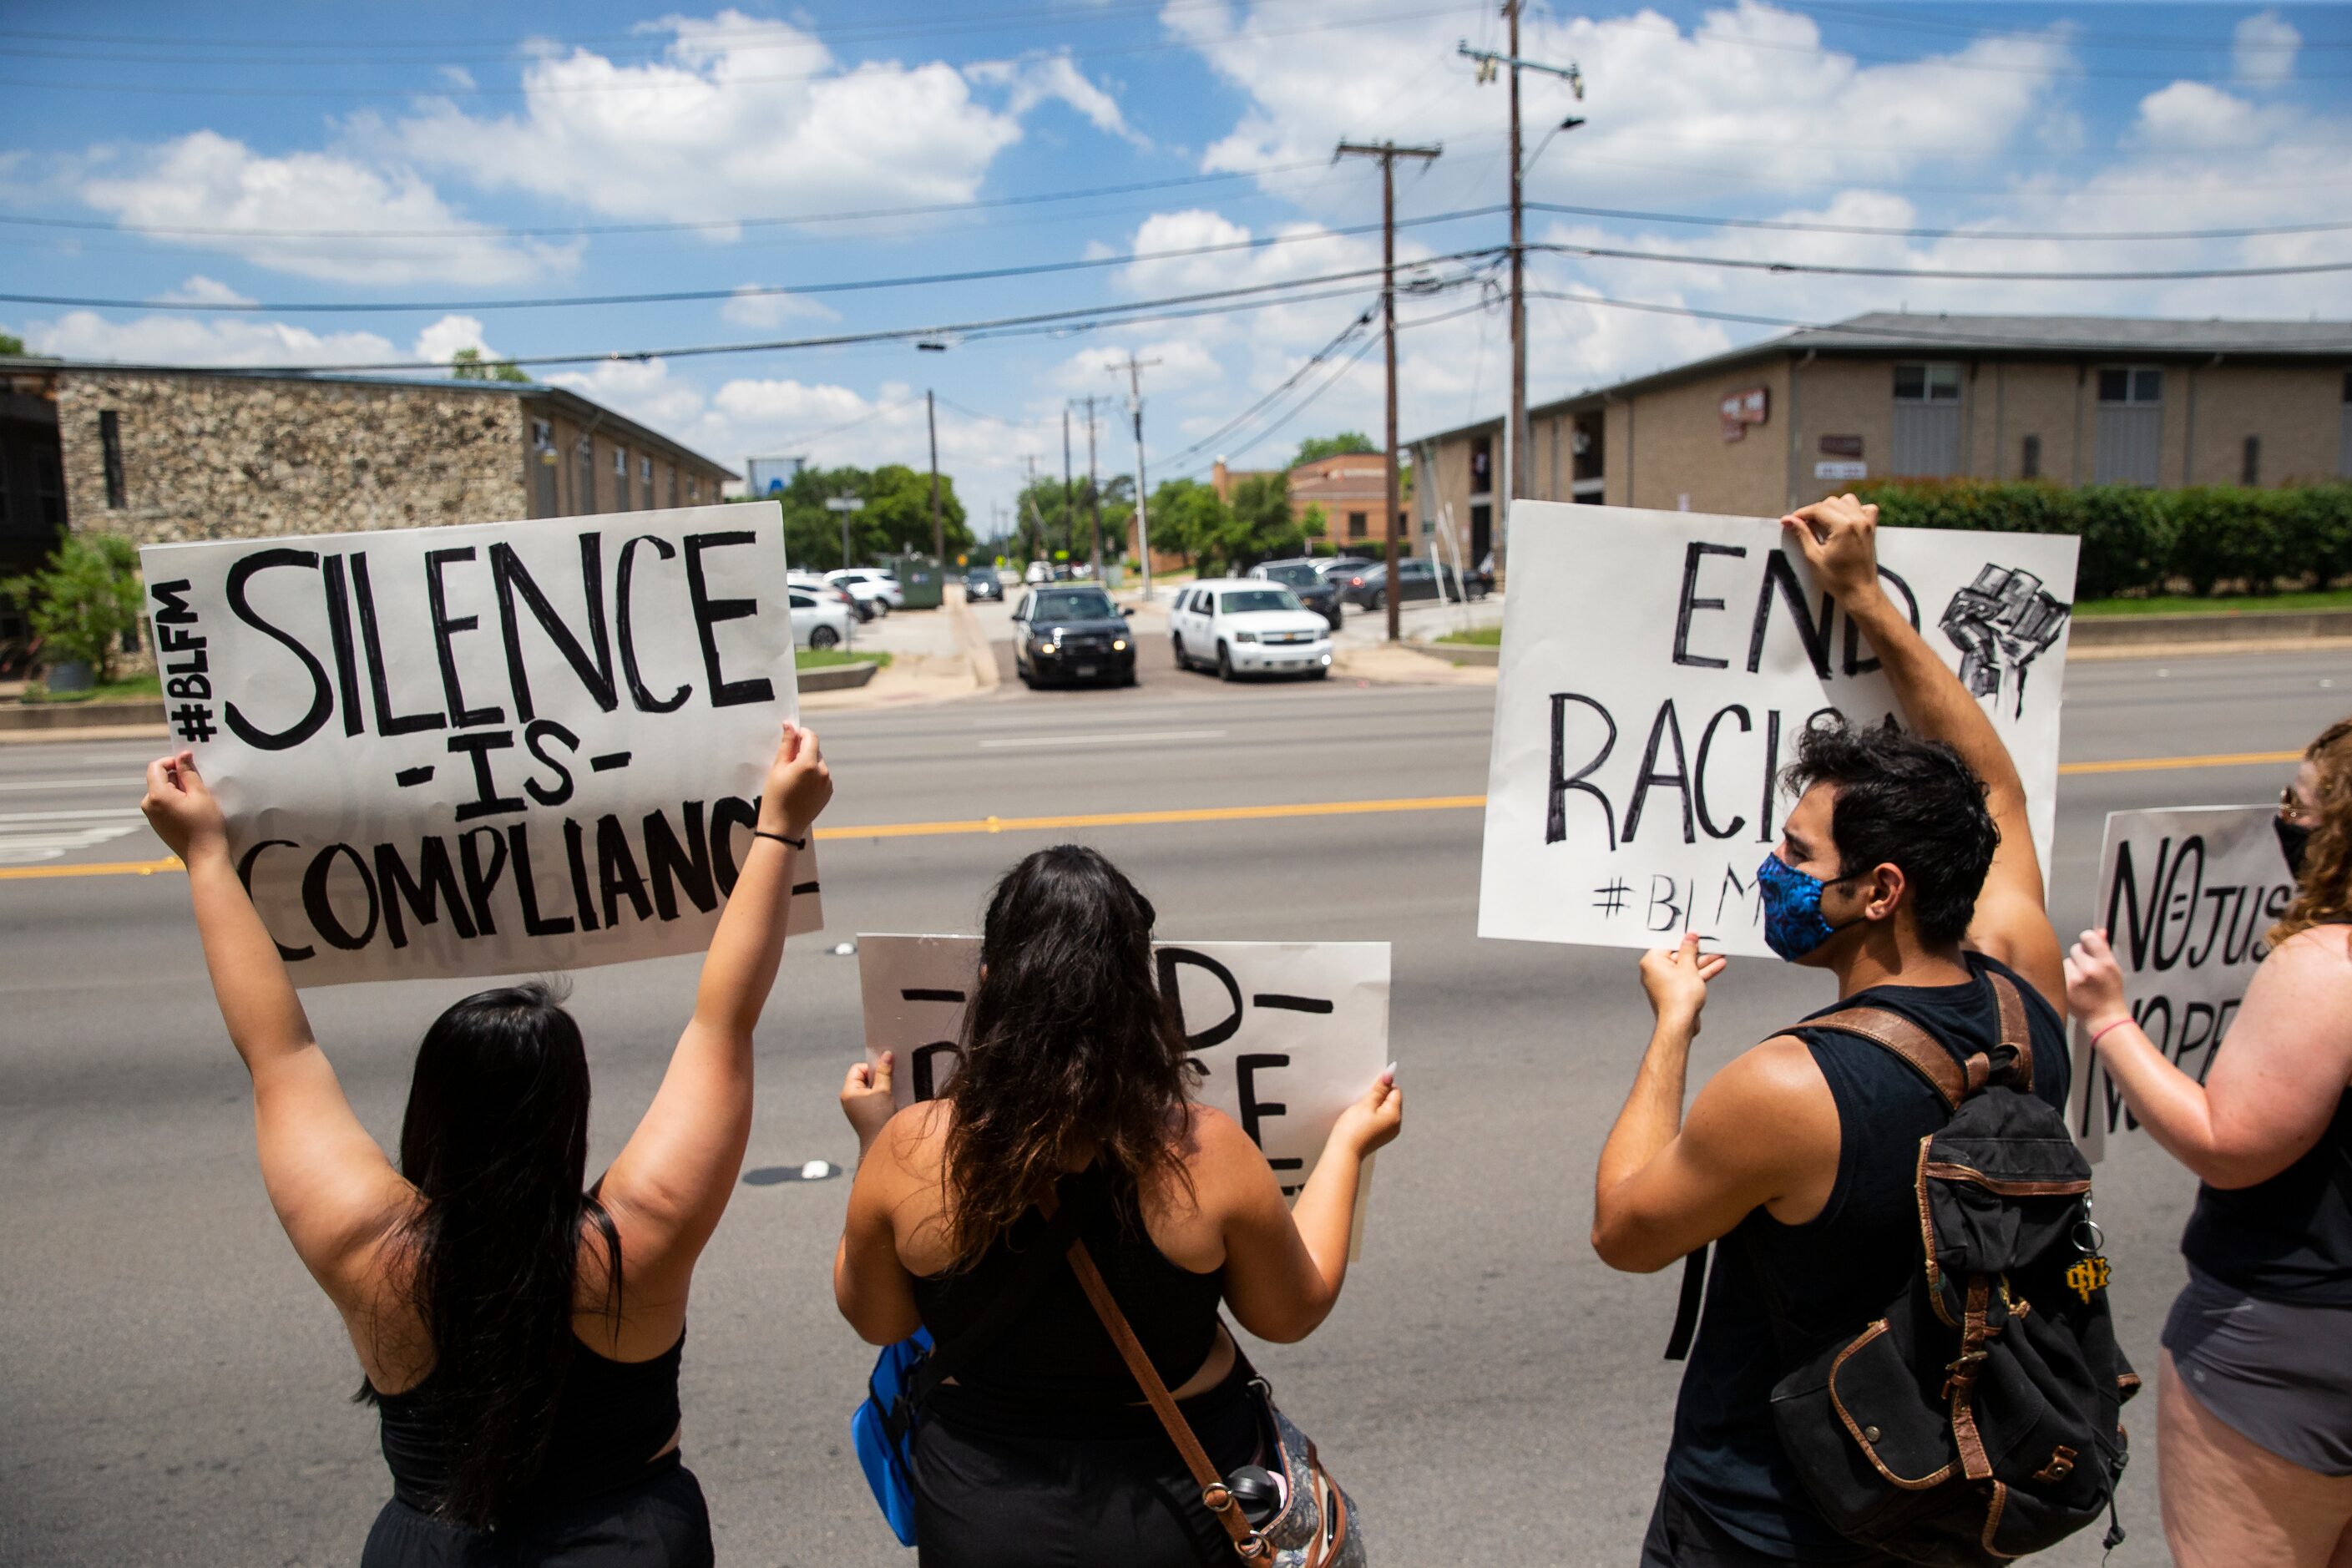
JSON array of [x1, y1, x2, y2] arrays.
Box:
[[857, 936, 1389, 1201], [2066, 806, 2294, 1161], [139, 504, 820, 986], [1479, 503, 2078, 958]]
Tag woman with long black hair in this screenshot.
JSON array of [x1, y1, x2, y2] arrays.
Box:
[[139, 721, 832, 1566], [832, 843, 1401, 1566]]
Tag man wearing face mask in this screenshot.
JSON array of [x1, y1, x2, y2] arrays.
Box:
[[1591, 495, 2075, 1567]]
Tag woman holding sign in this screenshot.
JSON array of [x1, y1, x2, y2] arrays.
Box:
[[2066, 716, 2352, 1568], [832, 844, 1400, 1567], [139, 722, 832, 1567]]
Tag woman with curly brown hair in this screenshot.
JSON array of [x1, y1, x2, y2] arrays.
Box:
[[829, 844, 1400, 1567], [2065, 716, 2352, 1568]]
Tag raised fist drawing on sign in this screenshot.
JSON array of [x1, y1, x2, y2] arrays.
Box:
[[1940, 563, 2071, 719]]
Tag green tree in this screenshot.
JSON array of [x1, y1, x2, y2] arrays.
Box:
[[757, 463, 973, 570], [450, 346, 529, 384], [2, 534, 144, 680], [0, 332, 25, 357], [1146, 478, 1238, 571], [1291, 431, 1377, 468]]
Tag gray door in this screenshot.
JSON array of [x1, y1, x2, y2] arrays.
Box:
[[2094, 367, 2163, 486], [1890, 405, 1962, 476]]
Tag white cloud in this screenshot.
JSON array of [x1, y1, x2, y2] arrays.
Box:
[[392, 10, 1135, 226], [149, 275, 254, 306], [77, 131, 574, 286], [23, 310, 401, 367], [718, 287, 842, 328], [2233, 10, 2299, 86], [411, 313, 503, 366]]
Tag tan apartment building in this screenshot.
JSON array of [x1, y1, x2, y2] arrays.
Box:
[[1410, 313, 2352, 569], [0, 360, 736, 564], [1200, 453, 1412, 555]]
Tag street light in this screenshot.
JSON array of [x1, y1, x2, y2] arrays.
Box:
[[1525, 114, 1585, 177]]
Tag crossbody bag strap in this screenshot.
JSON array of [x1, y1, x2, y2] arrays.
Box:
[[1051, 1216, 1274, 1565], [903, 1177, 1103, 1411]]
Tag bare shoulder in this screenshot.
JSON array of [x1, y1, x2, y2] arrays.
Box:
[[1685, 1037, 1838, 1156], [2253, 923, 2352, 1042], [876, 1100, 950, 1176]]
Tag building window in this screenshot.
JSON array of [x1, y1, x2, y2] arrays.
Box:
[[1469, 436, 1493, 495], [2021, 434, 2041, 480], [688, 477, 701, 503], [99, 410, 126, 508], [669, 466, 680, 508], [612, 447, 630, 511], [2095, 365, 2163, 485], [640, 454, 654, 510], [2242, 435, 2261, 487], [1347, 510, 1368, 540], [577, 438, 597, 515], [33, 449, 63, 524], [532, 418, 553, 451], [2339, 372, 2351, 479], [1890, 363, 1962, 476]]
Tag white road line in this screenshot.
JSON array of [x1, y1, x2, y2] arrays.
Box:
[[0, 808, 143, 823], [0, 817, 143, 864], [979, 728, 1227, 751], [0, 776, 130, 794]]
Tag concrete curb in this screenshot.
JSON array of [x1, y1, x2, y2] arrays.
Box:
[[948, 589, 1001, 693], [797, 660, 881, 693], [0, 699, 165, 731], [2069, 635, 2352, 661], [2071, 607, 2352, 646], [1406, 640, 1500, 667]]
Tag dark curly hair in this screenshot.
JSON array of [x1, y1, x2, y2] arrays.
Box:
[[1781, 716, 2000, 948], [940, 845, 1196, 1267]]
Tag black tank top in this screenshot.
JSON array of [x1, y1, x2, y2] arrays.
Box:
[[2180, 916, 2352, 1307], [911, 1164, 1225, 1429], [372, 1331, 684, 1518], [1665, 954, 2071, 1560]]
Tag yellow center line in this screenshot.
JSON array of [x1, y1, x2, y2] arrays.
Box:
[[0, 750, 2301, 883]]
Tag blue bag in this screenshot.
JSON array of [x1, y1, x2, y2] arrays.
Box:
[[851, 1327, 932, 1547]]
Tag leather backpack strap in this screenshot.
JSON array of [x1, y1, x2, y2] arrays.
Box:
[[1803, 1005, 1976, 1110], [1987, 970, 2035, 1091], [1057, 1228, 1272, 1565]]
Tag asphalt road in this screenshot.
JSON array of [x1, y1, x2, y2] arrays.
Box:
[[2, 650, 2344, 1566]]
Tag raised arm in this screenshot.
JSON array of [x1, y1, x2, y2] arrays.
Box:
[[140, 752, 410, 1306], [1217, 1070, 1400, 1343], [1781, 496, 2065, 1011], [597, 722, 832, 1296], [2067, 924, 2352, 1188]]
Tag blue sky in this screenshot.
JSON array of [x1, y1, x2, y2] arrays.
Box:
[[3, 2, 2346, 524]]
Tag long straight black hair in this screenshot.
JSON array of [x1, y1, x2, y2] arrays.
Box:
[[359, 982, 621, 1528], [942, 845, 1196, 1265]]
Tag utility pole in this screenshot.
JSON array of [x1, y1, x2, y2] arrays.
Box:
[[1061, 407, 1076, 567], [926, 389, 943, 561], [1110, 355, 1162, 599], [1022, 454, 1041, 563], [1076, 395, 1105, 580], [1335, 137, 1440, 643], [1462, 15, 1581, 589]]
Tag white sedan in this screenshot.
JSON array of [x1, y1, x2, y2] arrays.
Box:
[[788, 585, 856, 650], [827, 568, 902, 615], [1168, 578, 1333, 680]]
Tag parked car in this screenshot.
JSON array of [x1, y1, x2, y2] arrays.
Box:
[[962, 566, 1003, 602], [1169, 579, 1332, 681], [1023, 560, 1054, 585], [1011, 585, 1136, 688], [787, 572, 862, 620], [788, 586, 856, 650], [1334, 558, 1485, 610], [1247, 559, 1343, 630], [1313, 555, 1377, 584], [827, 568, 903, 612]]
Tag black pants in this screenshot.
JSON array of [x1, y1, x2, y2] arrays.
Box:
[[911, 1370, 1260, 1568], [1640, 1482, 1899, 1567], [360, 1459, 714, 1568]]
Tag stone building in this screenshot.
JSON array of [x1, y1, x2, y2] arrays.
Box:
[[1, 360, 736, 562], [1409, 313, 2352, 571]]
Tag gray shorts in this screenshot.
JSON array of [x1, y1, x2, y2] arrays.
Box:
[[2162, 1266, 2352, 1477]]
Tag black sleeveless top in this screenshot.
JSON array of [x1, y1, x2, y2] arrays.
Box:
[[2180, 915, 2352, 1307], [911, 1164, 1226, 1432], [372, 1332, 685, 1519], [1665, 953, 2071, 1559]]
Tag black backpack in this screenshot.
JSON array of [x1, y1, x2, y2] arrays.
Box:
[[1672, 972, 2142, 1565]]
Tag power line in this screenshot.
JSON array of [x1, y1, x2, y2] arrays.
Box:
[[0, 207, 1505, 315], [1156, 310, 1379, 472], [1525, 203, 2352, 244], [0, 159, 1339, 240], [1534, 242, 2352, 283]]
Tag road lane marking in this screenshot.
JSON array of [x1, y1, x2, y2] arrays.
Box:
[[0, 776, 130, 793], [0, 747, 2306, 881], [979, 728, 1226, 751]]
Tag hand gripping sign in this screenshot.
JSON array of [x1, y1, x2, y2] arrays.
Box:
[[858, 936, 1389, 1236], [139, 503, 821, 986], [2066, 806, 2294, 1161], [1479, 503, 2077, 958]]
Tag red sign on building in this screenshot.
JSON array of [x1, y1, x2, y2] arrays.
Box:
[[1719, 387, 1769, 442]]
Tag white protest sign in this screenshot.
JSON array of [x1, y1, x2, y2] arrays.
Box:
[[857, 935, 1388, 1199], [2066, 806, 2293, 1161], [139, 503, 820, 987], [1479, 502, 2078, 957]]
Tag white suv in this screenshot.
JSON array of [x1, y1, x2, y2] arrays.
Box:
[[1169, 578, 1333, 680], [825, 569, 900, 617]]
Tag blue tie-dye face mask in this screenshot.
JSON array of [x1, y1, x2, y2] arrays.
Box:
[[1756, 852, 1859, 961]]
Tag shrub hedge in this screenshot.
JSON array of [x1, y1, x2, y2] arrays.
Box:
[[1847, 479, 2352, 602]]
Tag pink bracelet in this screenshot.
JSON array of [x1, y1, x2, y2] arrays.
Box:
[[2088, 1016, 2134, 1047]]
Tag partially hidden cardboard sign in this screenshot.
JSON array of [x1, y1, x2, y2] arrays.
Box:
[[1480, 502, 2078, 957], [139, 503, 819, 985]]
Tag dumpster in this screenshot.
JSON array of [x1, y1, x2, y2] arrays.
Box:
[[887, 552, 944, 609]]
